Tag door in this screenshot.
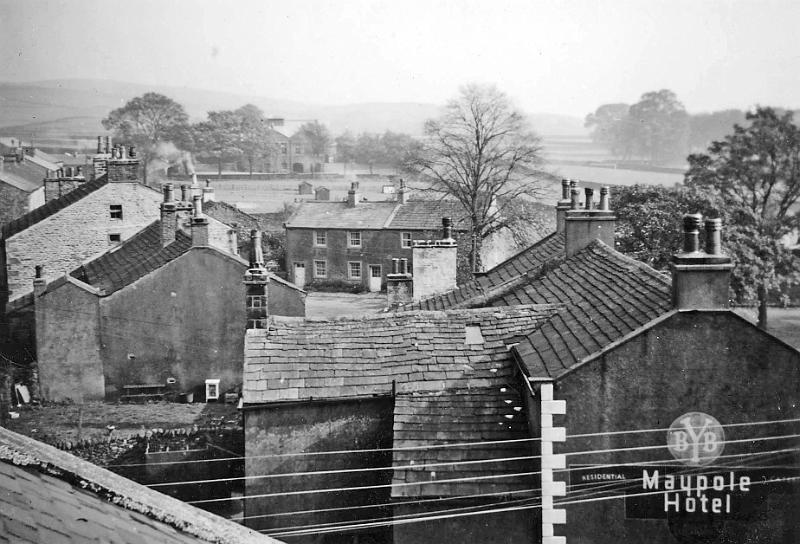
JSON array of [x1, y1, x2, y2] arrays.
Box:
[[293, 262, 306, 289], [368, 265, 382, 292]]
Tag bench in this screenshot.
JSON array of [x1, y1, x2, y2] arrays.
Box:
[[120, 384, 166, 403]]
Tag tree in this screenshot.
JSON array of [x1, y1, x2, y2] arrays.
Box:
[[406, 83, 545, 273], [627, 89, 690, 163], [381, 131, 419, 172], [584, 103, 633, 159], [334, 131, 357, 163], [613, 184, 723, 270], [685, 106, 800, 328], [102, 93, 191, 185], [688, 109, 746, 152], [300, 121, 331, 171], [353, 133, 385, 174], [235, 104, 275, 176], [192, 110, 243, 178]]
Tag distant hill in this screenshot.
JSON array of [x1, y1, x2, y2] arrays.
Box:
[[0, 79, 587, 150]]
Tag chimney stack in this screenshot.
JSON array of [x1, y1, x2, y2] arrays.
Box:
[[244, 230, 269, 329], [160, 183, 178, 247], [565, 184, 616, 257], [398, 178, 410, 204], [33, 264, 47, 299], [387, 256, 413, 308], [346, 182, 359, 207], [411, 218, 458, 301], [190, 195, 209, 246], [106, 142, 140, 182], [555, 179, 572, 232], [44, 164, 87, 203], [202, 179, 215, 203], [671, 215, 733, 310]]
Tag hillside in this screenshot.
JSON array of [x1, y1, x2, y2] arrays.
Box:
[[0, 79, 586, 149]]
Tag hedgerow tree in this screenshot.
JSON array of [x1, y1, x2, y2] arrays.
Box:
[[405, 83, 545, 274], [685, 106, 800, 327]]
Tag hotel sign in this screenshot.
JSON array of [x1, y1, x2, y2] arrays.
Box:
[[569, 413, 798, 520]]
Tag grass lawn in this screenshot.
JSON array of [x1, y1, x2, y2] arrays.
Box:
[[5, 401, 239, 445]]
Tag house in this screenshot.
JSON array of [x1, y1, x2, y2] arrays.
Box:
[[33, 189, 306, 402], [1, 145, 161, 307], [0, 155, 46, 227], [242, 180, 799, 543], [0, 425, 279, 544], [262, 120, 321, 174], [297, 181, 313, 195], [284, 181, 467, 291]]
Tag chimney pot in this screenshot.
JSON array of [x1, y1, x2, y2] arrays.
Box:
[[442, 217, 453, 240], [193, 194, 203, 217], [561, 179, 570, 200], [250, 229, 265, 267], [704, 218, 723, 255], [128, 145, 136, 158], [35, 265, 43, 279], [163, 183, 174, 203], [392, 258, 400, 275], [599, 186, 610, 211], [400, 258, 409, 275], [104, 136, 111, 154], [681, 213, 703, 254], [97, 136, 103, 154], [180, 184, 189, 202], [584, 187, 595, 210], [570, 188, 581, 210]]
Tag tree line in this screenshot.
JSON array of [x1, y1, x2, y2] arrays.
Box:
[[583, 89, 791, 165]]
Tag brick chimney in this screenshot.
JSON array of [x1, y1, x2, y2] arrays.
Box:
[[44, 166, 87, 203], [160, 183, 178, 247], [398, 178, 410, 204], [91, 136, 112, 180], [244, 230, 269, 329], [107, 144, 139, 182], [565, 184, 616, 257], [202, 179, 215, 203], [412, 217, 458, 301], [671, 215, 733, 310], [555, 179, 573, 233], [190, 195, 209, 246], [346, 182, 359, 207]]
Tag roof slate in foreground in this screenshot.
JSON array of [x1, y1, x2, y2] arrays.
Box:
[[496, 240, 672, 379], [0, 427, 279, 544], [408, 231, 566, 311], [244, 305, 558, 497]]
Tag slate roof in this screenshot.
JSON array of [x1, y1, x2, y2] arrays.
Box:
[[0, 426, 279, 544], [0, 159, 46, 192], [408, 231, 566, 311], [244, 305, 558, 497], [1, 175, 109, 239], [285, 201, 398, 229], [285, 199, 469, 231], [204, 200, 261, 230], [387, 199, 469, 231], [70, 221, 192, 295], [492, 240, 672, 379]]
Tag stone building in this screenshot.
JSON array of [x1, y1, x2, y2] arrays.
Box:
[[0, 426, 277, 543], [242, 180, 799, 544], [33, 193, 306, 402], [0, 146, 161, 306], [284, 182, 466, 291], [0, 156, 45, 227]]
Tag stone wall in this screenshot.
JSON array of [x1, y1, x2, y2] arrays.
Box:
[[0, 183, 31, 226], [5, 182, 161, 302]]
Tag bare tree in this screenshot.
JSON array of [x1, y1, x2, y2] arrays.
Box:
[[406, 83, 545, 273]]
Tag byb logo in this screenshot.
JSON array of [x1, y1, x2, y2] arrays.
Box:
[[667, 412, 725, 466]]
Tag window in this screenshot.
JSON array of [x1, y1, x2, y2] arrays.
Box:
[[109, 204, 123, 219], [348, 261, 362, 280], [314, 231, 327, 246], [401, 232, 413, 248], [348, 231, 362, 247], [280, 143, 288, 155], [314, 260, 327, 278], [295, 145, 303, 154], [108, 233, 121, 244]]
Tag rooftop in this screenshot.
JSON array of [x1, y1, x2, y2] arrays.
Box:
[[0, 158, 47, 192], [285, 198, 469, 231], [408, 231, 566, 311], [0, 426, 279, 544], [244, 305, 558, 497]]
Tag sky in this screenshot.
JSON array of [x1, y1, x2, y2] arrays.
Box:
[[1, 0, 799, 116]]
